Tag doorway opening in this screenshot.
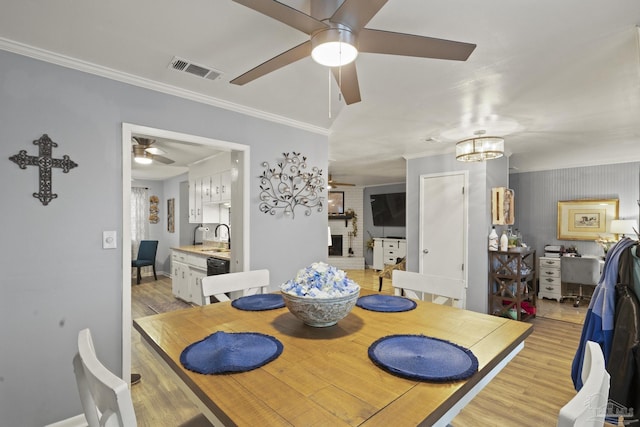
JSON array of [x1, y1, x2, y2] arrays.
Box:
[[121, 123, 250, 381]]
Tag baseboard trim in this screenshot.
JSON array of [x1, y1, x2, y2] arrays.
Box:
[[45, 414, 87, 427]]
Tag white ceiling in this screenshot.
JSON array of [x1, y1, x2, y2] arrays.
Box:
[[2, 0, 640, 186], [130, 136, 223, 181]]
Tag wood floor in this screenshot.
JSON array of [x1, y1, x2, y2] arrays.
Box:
[[131, 270, 584, 426]]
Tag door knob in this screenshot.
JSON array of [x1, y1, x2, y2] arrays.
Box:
[[423, 249, 429, 254]]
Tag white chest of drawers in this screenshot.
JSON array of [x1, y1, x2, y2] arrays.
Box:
[[538, 256, 561, 302], [372, 238, 406, 270]]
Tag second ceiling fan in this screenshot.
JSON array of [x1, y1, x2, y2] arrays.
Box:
[[230, 0, 476, 105], [132, 137, 175, 165], [328, 174, 355, 188]]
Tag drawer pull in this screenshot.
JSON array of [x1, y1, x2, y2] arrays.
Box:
[[545, 286, 554, 291], [545, 278, 554, 283]]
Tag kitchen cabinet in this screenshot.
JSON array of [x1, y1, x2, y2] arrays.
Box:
[[210, 173, 222, 203], [209, 170, 231, 203], [188, 264, 207, 306], [172, 251, 190, 301], [188, 180, 196, 223], [171, 250, 208, 305], [194, 178, 203, 223], [189, 170, 232, 223], [219, 170, 231, 202], [189, 178, 204, 223], [202, 175, 212, 203]]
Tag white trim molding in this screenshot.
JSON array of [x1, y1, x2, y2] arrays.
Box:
[[0, 37, 329, 137]]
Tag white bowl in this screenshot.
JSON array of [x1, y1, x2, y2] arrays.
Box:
[[281, 290, 360, 327]]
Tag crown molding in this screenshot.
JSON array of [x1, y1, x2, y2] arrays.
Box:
[[0, 37, 329, 136]]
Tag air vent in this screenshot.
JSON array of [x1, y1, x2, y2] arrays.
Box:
[[168, 56, 222, 81]]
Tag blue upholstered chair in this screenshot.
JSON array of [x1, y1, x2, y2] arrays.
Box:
[[132, 240, 158, 285]]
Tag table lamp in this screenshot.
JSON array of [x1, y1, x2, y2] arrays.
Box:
[[610, 219, 639, 238]]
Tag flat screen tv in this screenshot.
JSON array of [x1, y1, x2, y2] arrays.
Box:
[[370, 193, 406, 227]]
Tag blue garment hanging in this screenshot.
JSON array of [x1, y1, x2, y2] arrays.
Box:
[[571, 238, 637, 389]]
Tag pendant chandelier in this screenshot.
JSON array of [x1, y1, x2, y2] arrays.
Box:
[[455, 130, 504, 162]]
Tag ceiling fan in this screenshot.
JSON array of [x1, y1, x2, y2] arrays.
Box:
[[132, 137, 175, 165], [328, 174, 355, 188], [230, 0, 476, 105]]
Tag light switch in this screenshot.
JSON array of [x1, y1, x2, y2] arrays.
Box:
[[103, 230, 117, 249]]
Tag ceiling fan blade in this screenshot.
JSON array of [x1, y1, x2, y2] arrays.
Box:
[[359, 28, 476, 61], [145, 146, 166, 155], [331, 0, 388, 32], [328, 175, 356, 187], [231, 40, 312, 85], [232, 0, 328, 35], [331, 62, 361, 105], [152, 155, 175, 165]]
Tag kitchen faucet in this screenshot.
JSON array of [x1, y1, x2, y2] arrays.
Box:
[[215, 223, 230, 250]]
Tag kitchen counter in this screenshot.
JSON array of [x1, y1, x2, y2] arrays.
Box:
[[171, 245, 231, 261]]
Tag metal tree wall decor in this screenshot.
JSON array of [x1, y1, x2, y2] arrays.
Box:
[[9, 134, 78, 206], [259, 152, 325, 218]]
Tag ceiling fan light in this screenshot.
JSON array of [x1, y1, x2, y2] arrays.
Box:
[[455, 136, 504, 162], [134, 151, 153, 165], [311, 28, 358, 67]]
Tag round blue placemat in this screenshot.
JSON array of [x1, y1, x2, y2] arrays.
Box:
[[368, 334, 478, 382], [231, 294, 285, 311], [180, 331, 283, 374], [356, 294, 417, 312]]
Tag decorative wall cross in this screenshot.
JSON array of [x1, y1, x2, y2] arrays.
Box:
[[9, 134, 78, 206]]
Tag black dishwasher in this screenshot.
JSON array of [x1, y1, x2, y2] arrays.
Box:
[[207, 257, 230, 276]]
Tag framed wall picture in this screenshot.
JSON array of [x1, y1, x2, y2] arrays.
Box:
[[491, 187, 515, 225], [167, 198, 175, 233], [557, 199, 618, 240], [328, 191, 344, 215]]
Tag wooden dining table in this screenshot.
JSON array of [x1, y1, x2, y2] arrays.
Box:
[[133, 290, 532, 426]]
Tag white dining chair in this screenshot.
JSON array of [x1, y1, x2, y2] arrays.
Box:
[[392, 270, 465, 308], [557, 340, 610, 427], [201, 269, 270, 304], [73, 328, 137, 427]]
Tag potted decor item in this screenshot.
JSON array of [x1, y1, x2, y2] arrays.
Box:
[[281, 262, 360, 327]]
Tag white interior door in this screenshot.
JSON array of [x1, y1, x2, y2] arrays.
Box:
[[419, 172, 467, 292]]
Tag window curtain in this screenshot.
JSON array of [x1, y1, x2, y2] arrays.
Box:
[[131, 187, 148, 259]]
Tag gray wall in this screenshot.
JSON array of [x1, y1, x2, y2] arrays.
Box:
[[510, 162, 640, 257], [132, 172, 189, 275], [362, 183, 407, 267], [406, 154, 509, 313], [0, 50, 328, 426]]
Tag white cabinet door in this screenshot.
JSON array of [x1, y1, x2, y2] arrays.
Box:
[[398, 241, 407, 258], [202, 203, 221, 224], [220, 170, 231, 202], [373, 239, 384, 270], [188, 180, 197, 223], [202, 175, 211, 204], [210, 173, 222, 203], [189, 268, 207, 306], [194, 178, 203, 223], [172, 261, 189, 301]]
